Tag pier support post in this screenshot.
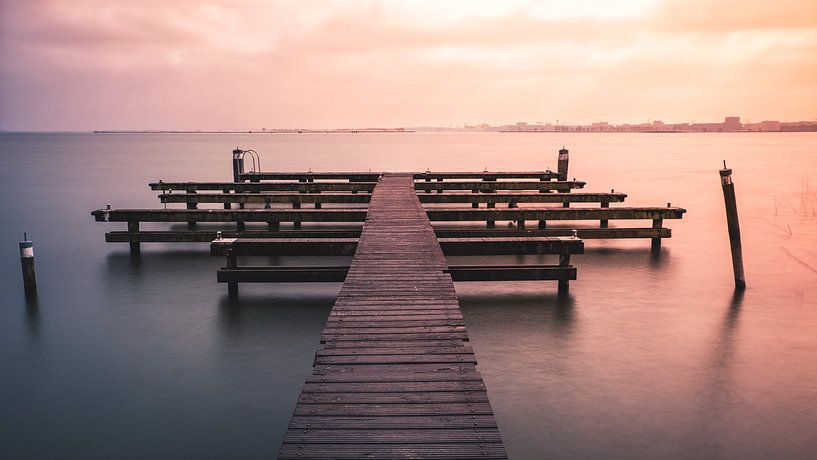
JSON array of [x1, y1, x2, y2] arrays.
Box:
[[19, 234, 37, 298], [557, 147, 569, 181], [223, 189, 231, 209], [425, 176, 431, 194], [487, 201, 495, 227], [538, 220, 546, 229], [232, 148, 244, 182], [557, 251, 571, 296], [293, 200, 302, 229], [236, 221, 245, 232], [600, 202, 609, 228], [186, 190, 197, 229], [226, 248, 238, 298], [127, 221, 140, 255], [720, 163, 746, 290], [651, 218, 663, 252], [437, 178, 443, 193]]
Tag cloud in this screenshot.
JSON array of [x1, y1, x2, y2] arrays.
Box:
[[1, 0, 815, 130]]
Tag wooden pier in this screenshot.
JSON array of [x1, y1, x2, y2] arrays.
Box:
[[277, 175, 507, 459], [90, 147, 686, 458]]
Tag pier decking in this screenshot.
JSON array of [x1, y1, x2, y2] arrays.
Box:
[[277, 174, 507, 460]]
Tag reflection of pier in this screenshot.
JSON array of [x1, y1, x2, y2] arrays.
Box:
[[90, 147, 685, 458]]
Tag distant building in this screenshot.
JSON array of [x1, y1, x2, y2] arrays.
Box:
[[723, 116, 742, 131]]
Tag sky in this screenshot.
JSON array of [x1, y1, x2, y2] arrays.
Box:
[[1, 0, 816, 130]]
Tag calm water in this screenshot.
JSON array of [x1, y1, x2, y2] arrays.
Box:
[[1, 132, 816, 459]]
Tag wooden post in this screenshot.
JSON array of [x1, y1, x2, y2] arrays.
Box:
[[236, 220, 245, 232], [557, 250, 571, 295], [557, 147, 569, 181], [186, 190, 197, 229], [293, 200, 302, 229], [19, 234, 37, 298], [600, 202, 609, 228], [720, 163, 746, 289], [486, 201, 495, 227], [651, 218, 663, 252], [437, 178, 443, 193], [223, 189, 231, 209], [425, 175, 431, 194], [232, 148, 244, 182], [127, 221, 140, 255], [226, 247, 238, 298]]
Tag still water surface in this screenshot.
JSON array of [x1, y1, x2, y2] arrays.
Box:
[[1, 132, 816, 459]]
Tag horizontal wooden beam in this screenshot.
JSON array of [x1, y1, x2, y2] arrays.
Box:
[[419, 192, 626, 204], [239, 172, 380, 182], [103, 227, 670, 243], [149, 181, 377, 192], [157, 191, 627, 205], [105, 230, 363, 242], [415, 181, 584, 192], [415, 171, 560, 180], [216, 265, 576, 283], [434, 227, 672, 239], [92, 209, 368, 222], [425, 207, 686, 221], [210, 237, 584, 256], [92, 206, 683, 223], [159, 193, 371, 204], [236, 171, 560, 181]]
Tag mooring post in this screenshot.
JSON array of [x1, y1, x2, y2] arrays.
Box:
[[720, 162, 746, 290], [127, 221, 140, 255], [557, 147, 569, 181], [19, 233, 37, 298], [232, 148, 244, 182]]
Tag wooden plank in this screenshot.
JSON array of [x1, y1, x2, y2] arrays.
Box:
[[278, 443, 507, 459], [282, 428, 502, 444], [285, 415, 499, 429]]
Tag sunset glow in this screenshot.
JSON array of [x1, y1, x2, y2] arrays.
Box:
[[1, 0, 816, 130]]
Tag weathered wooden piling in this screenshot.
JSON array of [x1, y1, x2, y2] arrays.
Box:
[[232, 148, 244, 182], [557, 147, 569, 181], [19, 233, 37, 298], [720, 162, 746, 290]]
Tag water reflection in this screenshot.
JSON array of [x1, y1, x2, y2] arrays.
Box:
[[459, 290, 576, 338], [24, 296, 40, 340]]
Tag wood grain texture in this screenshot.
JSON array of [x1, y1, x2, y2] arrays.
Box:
[[279, 174, 507, 459]]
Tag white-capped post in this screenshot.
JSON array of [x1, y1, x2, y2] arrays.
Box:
[[19, 233, 37, 298]]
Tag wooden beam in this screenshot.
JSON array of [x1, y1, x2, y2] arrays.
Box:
[[149, 181, 377, 192], [415, 180, 585, 192]]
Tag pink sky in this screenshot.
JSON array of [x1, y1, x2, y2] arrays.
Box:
[[1, 0, 816, 130]]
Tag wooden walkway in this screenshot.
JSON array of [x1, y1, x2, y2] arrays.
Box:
[[278, 174, 507, 459]]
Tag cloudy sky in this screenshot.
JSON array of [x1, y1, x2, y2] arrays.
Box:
[[1, 0, 815, 130]]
